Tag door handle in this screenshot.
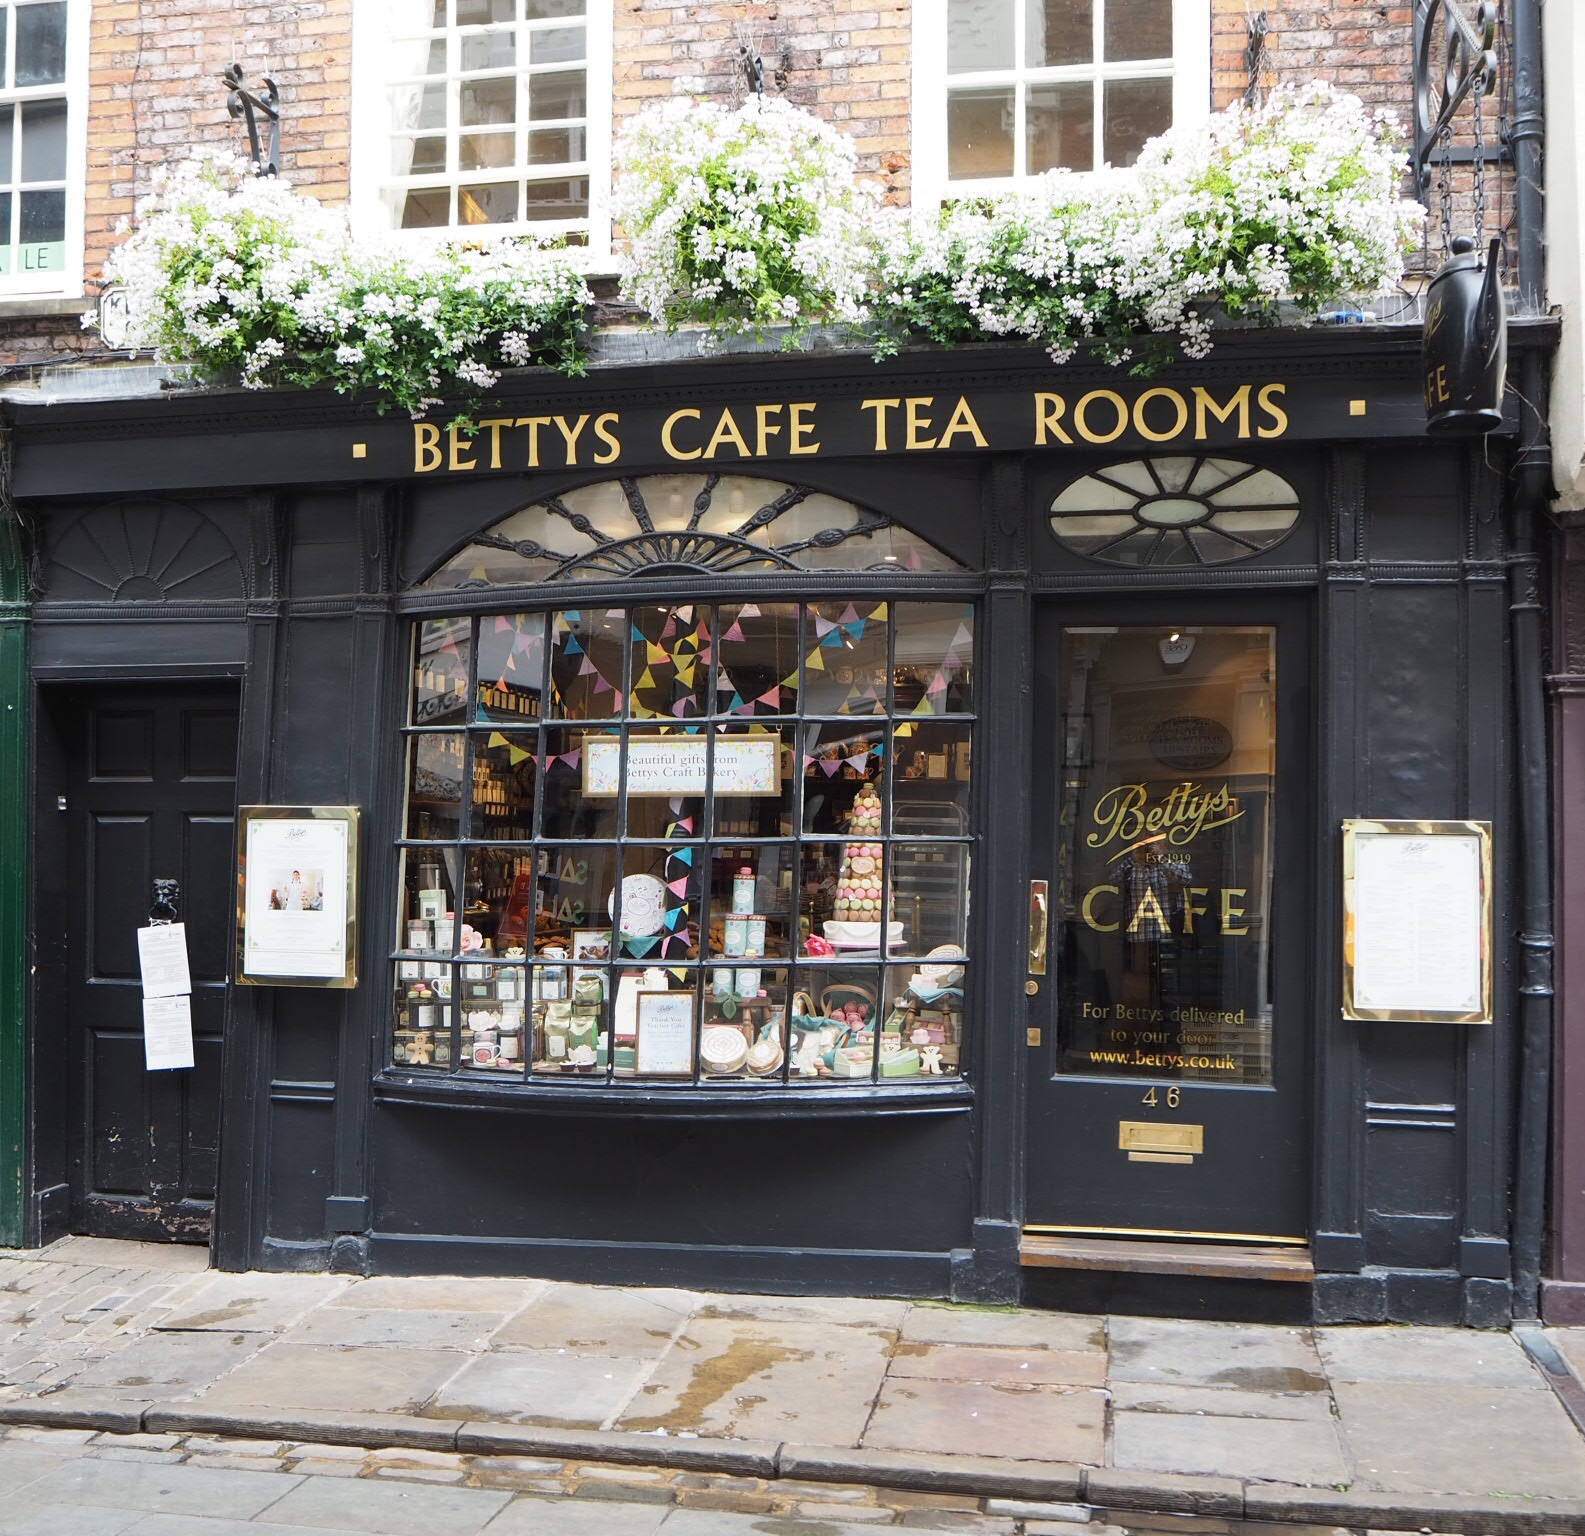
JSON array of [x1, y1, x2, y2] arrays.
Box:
[[150, 878, 180, 924], [1028, 879, 1048, 976]]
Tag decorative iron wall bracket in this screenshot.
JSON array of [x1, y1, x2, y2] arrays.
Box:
[[223, 62, 280, 177], [1413, 0, 1499, 200]]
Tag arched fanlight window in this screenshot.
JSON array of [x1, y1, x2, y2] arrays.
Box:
[[420, 474, 965, 590], [1049, 457, 1301, 567]]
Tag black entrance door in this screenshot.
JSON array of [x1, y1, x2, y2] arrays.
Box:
[[1025, 597, 1311, 1242], [62, 683, 238, 1243]]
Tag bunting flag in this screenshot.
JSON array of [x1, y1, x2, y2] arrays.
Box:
[[845, 751, 871, 773], [722, 620, 745, 644], [495, 616, 513, 633], [593, 673, 612, 693], [839, 603, 860, 626], [624, 934, 659, 959], [646, 641, 667, 665], [739, 604, 761, 618], [487, 731, 509, 749], [660, 613, 678, 640], [757, 686, 781, 709], [578, 654, 597, 676], [667, 876, 690, 897], [562, 634, 582, 656], [804, 647, 824, 672]]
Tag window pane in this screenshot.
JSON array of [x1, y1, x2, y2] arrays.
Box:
[[1055, 626, 1276, 1085], [620, 725, 707, 838], [461, 28, 515, 69], [549, 608, 627, 719], [460, 131, 514, 170], [525, 177, 588, 219], [1027, 0, 1090, 65], [1102, 75, 1172, 167], [711, 725, 794, 837], [894, 603, 974, 715], [19, 186, 62, 248], [19, 99, 64, 182], [1027, 0, 1093, 66], [401, 187, 452, 228], [882, 963, 963, 1076], [629, 604, 713, 720], [1029, 81, 1094, 173], [530, 70, 586, 120], [718, 602, 800, 716], [476, 613, 547, 722], [460, 75, 516, 126], [702, 971, 788, 1081], [541, 724, 620, 839], [794, 963, 881, 1081], [802, 721, 885, 835], [412, 618, 471, 726], [395, 135, 448, 175], [620, 845, 700, 961], [532, 25, 584, 63], [890, 842, 970, 955], [406, 734, 466, 840], [802, 601, 890, 716], [392, 81, 448, 132], [948, 88, 1014, 181], [526, 0, 583, 15], [1104, 0, 1173, 60], [471, 731, 537, 839], [709, 850, 794, 962], [894, 720, 973, 835], [948, 0, 1012, 71], [458, 180, 517, 224], [0, 108, 14, 188], [528, 126, 582, 164], [457, 0, 514, 21], [0, 193, 12, 262], [15, 2, 66, 87], [420, 38, 448, 75], [400, 848, 463, 953]]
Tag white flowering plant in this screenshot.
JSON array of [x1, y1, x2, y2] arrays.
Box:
[[612, 94, 876, 338], [96, 152, 592, 417], [871, 82, 1420, 367]]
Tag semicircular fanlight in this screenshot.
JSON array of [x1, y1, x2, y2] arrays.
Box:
[[417, 474, 964, 590], [1049, 457, 1301, 568]]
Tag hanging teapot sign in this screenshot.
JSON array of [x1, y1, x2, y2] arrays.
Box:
[[1423, 236, 1507, 434]]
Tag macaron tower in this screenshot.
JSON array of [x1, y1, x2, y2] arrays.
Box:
[[833, 784, 884, 922]]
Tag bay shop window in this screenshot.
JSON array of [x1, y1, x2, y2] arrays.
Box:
[[392, 475, 976, 1089]]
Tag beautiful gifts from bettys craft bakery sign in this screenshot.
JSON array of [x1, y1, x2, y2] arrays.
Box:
[[401, 380, 1320, 475]]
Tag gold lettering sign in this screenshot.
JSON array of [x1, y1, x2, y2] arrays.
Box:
[[401, 382, 1296, 473], [1085, 781, 1244, 861]]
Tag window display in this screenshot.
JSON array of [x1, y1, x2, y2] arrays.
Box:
[[392, 602, 976, 1088]]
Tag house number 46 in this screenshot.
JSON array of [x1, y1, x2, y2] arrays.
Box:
[[1142, 1086, 1181, 1109]]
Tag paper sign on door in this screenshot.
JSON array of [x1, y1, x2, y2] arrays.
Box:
[[142, 994, 195, 1071], [136, 923, 192, 998]]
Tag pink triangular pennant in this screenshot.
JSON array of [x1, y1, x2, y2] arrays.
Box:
[[757, 686, 780, 708], [839, 604, 860, 625], [668, 876, 690, 896], [660, 614, 678, 639], [593, 673, 612, 692], [821, 759, 841, 777], [495, 616, 512, 632], [814, 616, 837, 637], [738, 604, 761, 618], [562, 749, 581, 768], [723, 621, 745, 643], [579, 655, 597, 675], [846, 752, 870, 772]]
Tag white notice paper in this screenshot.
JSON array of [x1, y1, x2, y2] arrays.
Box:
[[1353, 833, 1483, 1015], [142, 994, 195, 1071], [136, 923, 192, 999]]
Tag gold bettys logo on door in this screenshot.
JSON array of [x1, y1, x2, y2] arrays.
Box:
[[1080, 782, 1250, 937]]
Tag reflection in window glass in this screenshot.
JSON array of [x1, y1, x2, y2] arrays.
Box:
[[942, 0, 1179, 181], [377, 0, 598, 240], [393, 604, 975, 1089], [1055, 626, 1276, 1085]]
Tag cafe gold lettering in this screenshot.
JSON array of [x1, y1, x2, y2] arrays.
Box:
[[1086, 781, 1245, 860], [403, 381, 1297, 474], [1079, 883, 1252, 937]]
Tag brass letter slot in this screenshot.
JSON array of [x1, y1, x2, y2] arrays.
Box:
[[1028, 879, 1048, 976], [1119, 1120, 1204, 1164]]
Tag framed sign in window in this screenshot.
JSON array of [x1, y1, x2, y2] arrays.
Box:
[[634, 990, 696, 1076], [237, 806, 360, 988], [583, 733, 781, 797], [1341, 819, 1493, 1024]]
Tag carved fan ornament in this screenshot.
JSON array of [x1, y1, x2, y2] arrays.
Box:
[[419, 474, 963, 590], [1049, 457, 1302, 568], [43, 500, 245, 603]]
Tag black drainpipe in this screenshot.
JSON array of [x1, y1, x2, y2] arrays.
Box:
[[1506, 0, 1551, 1321]]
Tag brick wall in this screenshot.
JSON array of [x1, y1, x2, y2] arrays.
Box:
[[611, 0, 914, 202], [85, 0, 353, 281]]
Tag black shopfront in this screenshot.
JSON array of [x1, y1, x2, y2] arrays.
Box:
[[12, 322, 1549, 1325]]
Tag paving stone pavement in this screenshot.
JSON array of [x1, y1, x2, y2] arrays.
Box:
[[0, 1423, 1477, 1536], [2, 1238, 1584, 1531]]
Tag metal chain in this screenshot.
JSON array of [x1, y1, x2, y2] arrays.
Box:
[[1471, 69, 1488, 244], [1437, 120, 1455, 252]]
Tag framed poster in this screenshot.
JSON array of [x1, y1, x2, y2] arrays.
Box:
[[1342, 819, 1492, 1023], [238, 806, 360, 988], [584, 734, 780, 797], [634, 989, 696, 1076]]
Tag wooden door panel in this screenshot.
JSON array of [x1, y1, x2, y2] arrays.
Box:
[[66, 684, 238, 1244]]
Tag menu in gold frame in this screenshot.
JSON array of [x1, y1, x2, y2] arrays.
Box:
[[1055, 627, 1276, 1085]]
